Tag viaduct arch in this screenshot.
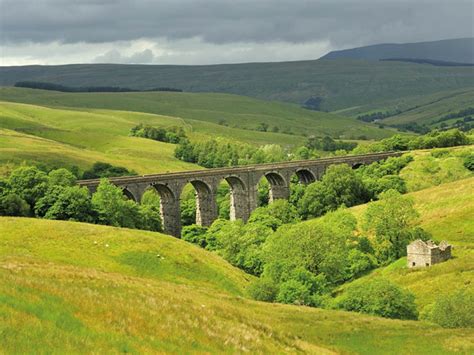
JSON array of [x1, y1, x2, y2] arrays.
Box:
[[79, 152, 401, 237]]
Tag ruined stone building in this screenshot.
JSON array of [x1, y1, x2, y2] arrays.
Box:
[[407, 240, 452, 268]]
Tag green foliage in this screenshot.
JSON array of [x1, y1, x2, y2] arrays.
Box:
[[247, 278, 279, 302], [0, 193, 30, 216], [180, 197, 196, 226], [464, 153, 474, 171], [91, 179, 141, 228], [346, 249, 378, 279], [48, 168, 77, 187], [175, 138, 287, 168], [336, 279, 418, 320], [299, 164, 367, 219], [44, 186, 95, 223], [276, 279, 312, 306], [263, 209, 356, 286], [363, 190, 428, 263], [8, 166, 48, 210], [130, 124, 187, 144], [82, 162, 136, 180], [427, 289, 474, 328], [248, 199, 300, 231], [181, 224, 208, 248]]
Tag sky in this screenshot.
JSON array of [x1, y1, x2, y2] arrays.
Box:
[[0, 0, 473, 66]]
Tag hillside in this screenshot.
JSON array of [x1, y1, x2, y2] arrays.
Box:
[[0, 87, 396, 140], [344, 177, 474, 314], [1, 217, 473, 353], [336, 88, 474, 129], [1, 58, 474, 110], [321, 38, 474, 64]]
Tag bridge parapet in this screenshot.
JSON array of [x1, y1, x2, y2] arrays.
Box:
[[78, 151, 402, 237]]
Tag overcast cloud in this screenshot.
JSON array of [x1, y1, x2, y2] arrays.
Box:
[[0, 0, 473, 65]]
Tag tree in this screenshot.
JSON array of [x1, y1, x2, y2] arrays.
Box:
[[0, 194, 30, 216], [428, 288, 474, 328], [182, 224, 208, 247], [44, 186, 95, 222], [8, 166, 48, 211], [336, 278, 418, 320], [248, 199, 300, 231], [48, 168, 76, 187], [263, 209, 355, 285], [91, 179, 141, 228], [363, 190, 427, 263], [299, 164, 367, 219]]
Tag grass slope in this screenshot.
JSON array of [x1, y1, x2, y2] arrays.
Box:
[[337, 88, 474, 128], [0, 87, 396, 139], [1, 217, 473, 353], [2, 59, 474, 110], [348, 177, 474, 314]]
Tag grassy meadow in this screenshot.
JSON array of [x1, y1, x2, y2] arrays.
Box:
[[0, 87, 398, 139], [1, 217, 473, 353]]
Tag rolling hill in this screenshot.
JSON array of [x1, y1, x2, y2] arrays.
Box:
[[344, 176, 474, 315], [1, 58, 474, 111], [321, 38, 474, 64], [1, 216, 473, 353], [0, 88, 402, 174], [336, 88, 474, 129]]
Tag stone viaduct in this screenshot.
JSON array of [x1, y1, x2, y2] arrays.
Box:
[[78, 152, 401, 237]]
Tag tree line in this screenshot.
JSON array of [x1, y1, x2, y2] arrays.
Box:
[[14, 81, 182, 93], [0, 166, 162, 232]]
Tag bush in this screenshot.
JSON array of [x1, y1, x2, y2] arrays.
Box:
[[0, 194, 30, 216], [336, 278, 418, 320], [276, 279, 312, 306], [247, 278, 278, 302], [463, 153, 474, 171], [429, 289, 474, 328], [182, 224, 208, 247]]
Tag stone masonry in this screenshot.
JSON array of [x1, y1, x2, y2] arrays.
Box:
[[78, 152, 401, 237], [407, 239, 452, 268]]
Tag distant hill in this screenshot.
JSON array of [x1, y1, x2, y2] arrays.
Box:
[[321, 38, 474, 64], [1, 57, 474, 111]]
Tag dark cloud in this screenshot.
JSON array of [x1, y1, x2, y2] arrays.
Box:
[[1, 0, 473, 48]]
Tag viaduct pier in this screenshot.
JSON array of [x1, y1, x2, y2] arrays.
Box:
[[78, 152, 401, 237]]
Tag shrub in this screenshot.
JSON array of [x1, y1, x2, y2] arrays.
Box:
[[182, 224, 208, 247], [276, 279, 312, 306], [463, 153, 474, 171], [429, 289, 474, 328], [0, 193, 30, 216], [336, 278, 418, 320], [247, 278, 278, 302]]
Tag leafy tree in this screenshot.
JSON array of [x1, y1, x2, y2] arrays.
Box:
[[299, 164, 367, 219], [276, 279, 312, 306], [82, 162, 135, 179], [428, 288, 474, 328], [91, 179, 141, 228], [263, 209, 355, 285], [8, 166, 48, 211], [346, 249, 377, 279], [247, 278, 279, 302], [180, 196, 196, 226], [363, 190, 428, 263], [48, 168, 76, 187], [248, 199, 300, 230], [0, 194, 30, 216], [44, 186, 95, 222], [463, 153, 474, 171], [182, 224, 208, 247], [139, 204, 162, 232], [336, 278, 418, 320]]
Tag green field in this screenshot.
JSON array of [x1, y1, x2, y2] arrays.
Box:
[[0, 88, 402, 174], [1, 215, 473, 353], [337, 88, 474, 128], [2, 59, 474, 110], [0, 87, 398, 139]]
